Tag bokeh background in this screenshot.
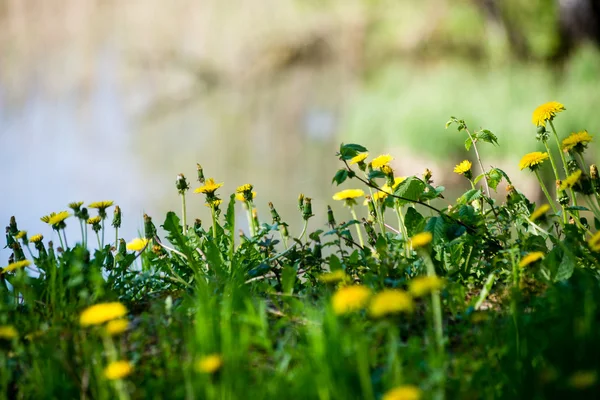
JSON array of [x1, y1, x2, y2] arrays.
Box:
[[2, 0, 600, 261]]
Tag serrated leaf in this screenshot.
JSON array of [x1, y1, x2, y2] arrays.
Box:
[[404, 207, 426, 237], [332, 169, 349, 185], [458, 189, 482, 205], [491, 167, 512, 185], [425, 216, 446, 244], [393, 177, 425, 205], [476, 129, 499, 146], [464, 137, 473, 151], [473, 174, 485, 184]]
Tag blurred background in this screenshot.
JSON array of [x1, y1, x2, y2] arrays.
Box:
[[2, 0, 600, 261]]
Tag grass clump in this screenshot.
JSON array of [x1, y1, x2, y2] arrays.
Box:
[[3, 102, 600, 399]]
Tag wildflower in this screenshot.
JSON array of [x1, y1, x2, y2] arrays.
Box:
[[194, 178, 223, 195], [333, 189, 365, 202], [176, 173, 190, 193], [519, 152, 549, 171], [559, 170, 582, 191], [331, 285, 371, 315], [126, 238, 149, 252], [112, 206, 122, 229], [371, 154, 393, 169], [530, 204, 551, 221], [381, 165, 394, 177], [0, 325, 18, 340], [409, 276, 444, 297], [2, 260, 31, 273], [88, 201, 114, 211], [236, 183, 253, 193], [349, 153, 368, 165], [562, 131, 593, 153], [196, 163, 205, 183], [519, 252, 544, 268], [29, 234, 43, 243], [80, 302, 128, 326], [410, 232, 432, 249], [319, 270, 348, 283], [454, 160, 472, 176], [205, 199, 223, 208], [41, 211, 70, 227], [68, 201, 84, 211], [104, 360, 133, 380], [369, 191, 388, 203], [568, 370, 597, 389], [382, 385, 422, 400], [532, 101, 565, 127], [235, 191, 256, 202], [588, 231, 600, 252], [196, 354, 223, 374], [87, 216, 102, 225], [369, 289, 414, 318], [14, 231, 26, 240], [105, 319, 129, 336]]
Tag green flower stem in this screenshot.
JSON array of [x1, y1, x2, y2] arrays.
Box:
[[181, 193, 187, 236], [96, 232, 102, 250], [367, 186, 386, 234], [248, 200, 257, 236], [210, 206, 218, 240], [62, 230, 69, 249], [298, 219, 309, 242], [549, 121, 580, 214], [534, 170, 558, 215], [55, 228, 65, 250], [101, 219, 106, 248], [394, 203, 410, 257], [350, 206, 365, 248], [542, 141, 562, 184], [79, 219, 85, 245], [101, 333, 130, 400]]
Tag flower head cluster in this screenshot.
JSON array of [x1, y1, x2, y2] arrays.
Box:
[[331, 285, 371, 315], [196, 354, 223, 374], [2, 260, 31, 274], [409, 276, 444, 297], [236, 183, 255, 203], [105, 319, 129, 336], [558, 170, 582, 191], [370, 154, 393, 169], [126, 237, 149, 252], [195, 178, 224, 211], [519, 152, 549, 171], [80, 302, 128, 327], [588, 231, 600, 252], [0, 325, 18, 340], [29, 234, 43, 243], [562, 131, 593, 153], [41, 211, 71, 229], [519, 252, 544, 268], [532, 101, 565, 127], [369, 289, 414, 318], [333, 189, 364, 207], [104, 360, 133, 380], [454, 160, 472, 177], [88, 201, 114, 219], [410, 232, 432, 249]]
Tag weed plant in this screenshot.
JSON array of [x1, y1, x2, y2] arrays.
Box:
[[2, 103, 600, 399]]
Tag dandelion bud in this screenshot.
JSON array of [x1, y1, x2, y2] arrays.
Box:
[[80, 207, 90, 222], [327, 205, 336, 228], [381, 165, 394, 182], [176, 173, 190, 194], [144, 214, 157, 239], [5, 227, 15, 248], [537, 126, 546, 135], [313, 241, 322, 259], [118, 238, 127, 257], [269, 202, 281, 224], [423, 168, 433, 184], [194, 219, 202, 232], [11, 241, 26, 261], [280, 222, 289, 238], [365, 196, 376, 219], [298, 193, 305, 212], [303, 197, 314, 221], [557, 183, 569, 206], [112, 206, 122, 229], [196, 164, 205, 184], [9, 216, 18, 236]]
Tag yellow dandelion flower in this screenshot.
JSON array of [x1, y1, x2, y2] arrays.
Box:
[[42, 211, 70, 226], [519, 152, 549, 171], [381, 177, 406, 194], [370, 191, 388, 203], [589, 231, 600, 252], [68, 201, 84, 210], [409, 276, 444, 297], [332, 189, 365, 201], [0, 325, 18, 340], [236, 184, 253, 193], [562, 131, 593, 153], [205, 199, 223, 208], [29, 234, 43, 243], [14, 231, 26, 240], [235, 191, 256, 202], [349, 153, 368, 165], [104, 360, 133, 380], [369, 289, 414, 318], [331, 285, 371, 315], [454, 160, 472, 175], [87, 216, 102, 225], [410, 232, 432, 249], [568, 370, 597, 389], [371, 154, 394, 169], [194, 178, 223, 194], [559, 170, 582, 191], [519, 252, 544, 268], [126, 238, 149, 252], [318, 270, 348, 283], [2, 260, 31, 273], [88, 201, 114, 210], [382, 385, 422, 400], [532, 101, 566, 127], [530, 204, 551, 221], [105, 319, 129, 336], [80, 302, 127, 326], [196, 354, 223, 374]]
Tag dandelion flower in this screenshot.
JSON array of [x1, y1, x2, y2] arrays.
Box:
[[519, 152, 549, 171], [332, 285, 371, 315], [409, 276, 444, 297], [104, 360, 133, 380], [88, 201, 114, 211], [349, 153, 368, 165], [530, 204, 551, 221], [532, 101, 565, 127], [236, 184, 253, 193], [235, 191, 256, 202], [519, 252, 544, 268], [369, 289, 414, 318], [562, 131, 593, 153], [371, 154, 393, 169], [2, 260, 31, 273], [410, 232, 432, 249], [382, 385, 422, 400], [454, 160, 472, 175], [42, 211, 70, 226], [318, 270, 348, 283], [589, 231, 600, 252], [559, 170, 582, 191], [196, 354, 223, 374], [29, 234, 43, 243], [205, 199, 223, 208], [14, 231, 26, 240], [126, 238, 149, 252], [194, 178, 223, 194], [105, 319, 129, 336], [80, 302, 127, 326], [87, 216, 102, 225], [0, 325, 18, 340], [332, 189, 365, 201], [369, 191, 388, 203], [68, 201, 84, 210]]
